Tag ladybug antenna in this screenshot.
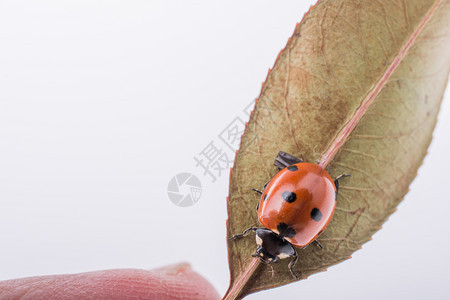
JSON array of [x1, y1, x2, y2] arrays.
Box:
[[268, 263, 275, 278], [288, 252, 299, 279]]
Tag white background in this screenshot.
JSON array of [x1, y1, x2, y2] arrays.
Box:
[[0, 1, 449, 299]]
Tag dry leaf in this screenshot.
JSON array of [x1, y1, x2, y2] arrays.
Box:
[[225, 0, 450, 298]]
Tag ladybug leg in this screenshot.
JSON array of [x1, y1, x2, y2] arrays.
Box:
[[251, 188, 263, 195], [334, 173, 351, 194], [313, 240, 323, 249], [288, 251, 299, 279], [229, 227, 259, 240], [252, 248, 278, 264], [250, 188, 263, 212], [274, 151, 303, 170], [252, 183, 269, 212], [251, 179, 270, 195], [252, 248, 268, 263], [251, 246, 263, 258]]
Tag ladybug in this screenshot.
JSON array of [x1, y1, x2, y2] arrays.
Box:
[[230, 151, 350, 278]]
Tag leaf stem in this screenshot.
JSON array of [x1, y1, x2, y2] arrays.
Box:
[[222, 257, 260, 300]]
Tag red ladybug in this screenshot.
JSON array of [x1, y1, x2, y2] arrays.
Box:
[[230, 151, 350, 278]]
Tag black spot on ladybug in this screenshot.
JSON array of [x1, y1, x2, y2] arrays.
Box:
[[277, 223, 296, 238], [282, 191, 297, 203], [311, 208, 323, 221], [287, 165, 298, 171], [264, 194, 268, 201]]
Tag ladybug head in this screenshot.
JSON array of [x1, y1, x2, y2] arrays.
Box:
[[254, 228, 296, 264]]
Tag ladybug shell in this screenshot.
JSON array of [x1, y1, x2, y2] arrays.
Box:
[[258, 162, 336, 248]]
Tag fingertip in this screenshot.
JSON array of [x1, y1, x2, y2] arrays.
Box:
[[0, 265, 220, 300]]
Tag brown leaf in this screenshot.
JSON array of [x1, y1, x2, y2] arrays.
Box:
[[224, 0, 450, 298]]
